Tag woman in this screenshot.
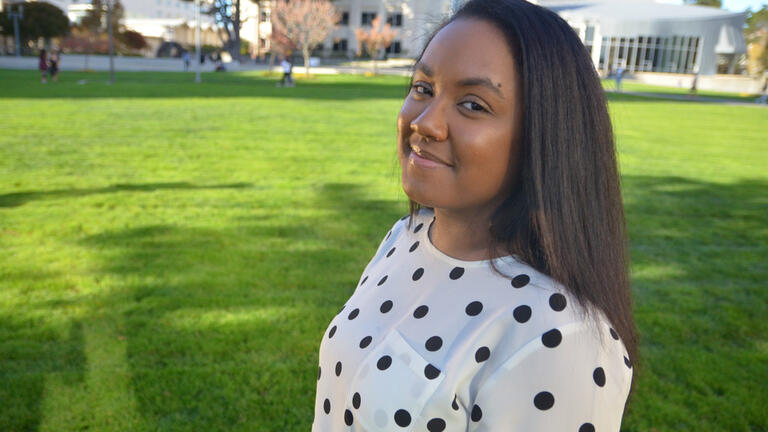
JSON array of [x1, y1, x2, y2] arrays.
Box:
[[38, 49, 48, 84], [313, 0, 638, 430]]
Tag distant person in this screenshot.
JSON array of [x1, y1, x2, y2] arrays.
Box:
[[615, 66, 625, 92], [182, 51, 191, 71], [38, 49, 48, 84], [214, 51, 226, 72], [200, 52, 205, 65], [48, 50, 60, 83], [756, 76, 767, 105], [278, 56, 294, 87], [687, 72, 699, 100]]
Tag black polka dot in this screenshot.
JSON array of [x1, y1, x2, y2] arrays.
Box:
[[413, 305, 429, 319], [413, 223, 424, 233], [533, 391, 555, 410], [549, 293, 567, 311], [335, 361, 342, 376], [465, 301, 483, 316], [348, 308, 359, 320], [352, 392, 361, 409], [386, 247, 396, 258], [409, 241, 419, 252], [317, 365, 321, 381], [513, 305, 532, 323], [427, 418, 446, 432], [610, 327, 619, 340], [425, 336, 443, 351], [380, 300, 393, 313], [394, 409, 411, 427], [412, 267, 424, 281], [449, 267, 465, 280], [400, 214, 409, 221], [386, 230, 392, 240], [579, 423, 595, 432], [451, 394, 459, 410], [593, 367, 606, 387], [542, 329, 562, 348], [323, 398, 330, 414], [328, 325, 337, 339], [624, 356, 632, 368], [424, 363, 441, 380], [344, 409, 353, 425], [377, 355, 392, 370], [359, 276, 368, 286], [511, 274, 530, 288], [378, 275, 388, 286], [359, 336, 372, 349], [471, 404, 483, 422], [475, 346, 490, 363]]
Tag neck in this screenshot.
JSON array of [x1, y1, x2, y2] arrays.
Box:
[[429, 206, 498, 261]]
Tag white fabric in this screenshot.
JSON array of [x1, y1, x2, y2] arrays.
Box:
[[312, 208, 633, 431], [281, 60, 291, 73]]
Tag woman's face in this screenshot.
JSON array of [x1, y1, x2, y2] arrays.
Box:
[[397, 18, 523, 214]]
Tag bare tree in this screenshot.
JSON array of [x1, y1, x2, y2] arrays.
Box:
[[271, 0, 339, 77], [355, 16, 396, 75]]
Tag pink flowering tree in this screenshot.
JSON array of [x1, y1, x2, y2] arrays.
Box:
[[271, 0, 339, 77], [355, 16, 396, 75]]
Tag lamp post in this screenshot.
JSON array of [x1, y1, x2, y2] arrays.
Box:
[[107, 0, 115, 84], [8, 4, 23, 58], [195, 0, 201, 83]]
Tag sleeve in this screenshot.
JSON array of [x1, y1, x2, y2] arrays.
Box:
[[466, 321, 633, 432]]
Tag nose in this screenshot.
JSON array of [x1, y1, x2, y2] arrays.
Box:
[[410, 100, 448, 142]]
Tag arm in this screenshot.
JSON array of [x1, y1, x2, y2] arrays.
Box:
[[466, 321, 633, 432]]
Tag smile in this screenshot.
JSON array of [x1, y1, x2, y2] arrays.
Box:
[[409, 143, 452, 168]]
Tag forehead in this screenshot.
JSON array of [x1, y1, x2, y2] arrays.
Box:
[[418, 18, 516, 85]]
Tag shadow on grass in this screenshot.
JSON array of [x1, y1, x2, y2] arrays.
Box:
[[621, 175, 768, 431], [0, 69, 412, 101], [70, 182, 401, 430], [2, 176, 767, 430], [0, 181, 253, 208]]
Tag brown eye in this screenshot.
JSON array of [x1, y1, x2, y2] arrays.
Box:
[[412, 83, 432, 96], [460, 101, 487, 112]]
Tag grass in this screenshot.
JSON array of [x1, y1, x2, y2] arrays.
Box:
[[1, 69, 766, 432]]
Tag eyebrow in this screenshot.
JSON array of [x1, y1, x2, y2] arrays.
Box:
[[413, 62, 504, 99]]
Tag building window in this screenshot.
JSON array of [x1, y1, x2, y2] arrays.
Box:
[[261, 10, 270, 22], [362, 12, 377, 25], [338, 11, 349, 25], [385, 40, 402, 54], [333, 39, 348, 52], [386, 13, 402, 27]]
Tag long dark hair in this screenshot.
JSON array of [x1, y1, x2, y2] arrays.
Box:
[[407, 0, 639, 391]]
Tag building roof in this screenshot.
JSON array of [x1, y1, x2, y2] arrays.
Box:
[[536, 0, 746, 22]]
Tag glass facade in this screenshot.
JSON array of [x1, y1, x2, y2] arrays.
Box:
[[596, 34, 701, 73]]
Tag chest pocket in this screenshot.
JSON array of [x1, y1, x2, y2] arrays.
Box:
[[347, 328, 445, 431]]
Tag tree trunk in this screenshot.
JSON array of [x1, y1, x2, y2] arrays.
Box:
[[233, 0, 241, 62], [303, 47, 311, 77]]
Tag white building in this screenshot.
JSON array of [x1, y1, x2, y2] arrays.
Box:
[[536, 0, 747, 75]]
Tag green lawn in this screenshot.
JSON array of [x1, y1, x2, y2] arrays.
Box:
[[1, 69, 766, 432]]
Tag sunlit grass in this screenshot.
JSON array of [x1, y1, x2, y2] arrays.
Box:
[[1, 69, 766, 431]]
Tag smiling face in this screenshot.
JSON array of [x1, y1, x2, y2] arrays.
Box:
[[397, 18, 524, 215]]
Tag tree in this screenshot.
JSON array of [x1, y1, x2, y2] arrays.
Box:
[[745, 6, 768, 76], [271, 0, 339, 77], [78, 0, 124, 69], [0, 2, 69, 51], [683, 0, 722, 7], [118, 29, 148, 52], [355, 16, 396, 75]]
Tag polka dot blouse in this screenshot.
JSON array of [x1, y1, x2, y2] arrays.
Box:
[[313, 208, 633, 431]]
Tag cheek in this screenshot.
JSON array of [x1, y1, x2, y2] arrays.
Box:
[[454, 124, 516, 192]]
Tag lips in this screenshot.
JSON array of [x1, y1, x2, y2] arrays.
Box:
[[410, 142, 452, 167]]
